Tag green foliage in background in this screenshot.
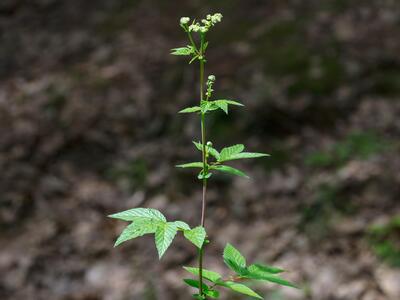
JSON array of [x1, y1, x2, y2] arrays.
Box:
[[306, 131, 388, 168], [368, 215, 400, 267], [108, 13, 297, 299]]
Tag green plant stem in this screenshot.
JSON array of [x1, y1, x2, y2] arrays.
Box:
[[198, 52, 207, 298]]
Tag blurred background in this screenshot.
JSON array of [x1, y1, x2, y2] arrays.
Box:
[[1, 0, 400, 299]]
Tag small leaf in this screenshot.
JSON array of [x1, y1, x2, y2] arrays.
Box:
[[184, 226, 207, 248], [155, 222, 178, 258], [114, 219, 158, 247], [223, 243, 247, 274], [219, 144, 245, 161], [183, 279, 208, 290], [176, 162, 204, 168], [171, 46, 194, 56], [179, 106, 202, 114], [184, 267, 222, 283], [174, 220, 191, 231], [204, 289, 219, 299], [218, 281, 263, 299], [248, 263, 285, 275], [193, 141, 220, 160], [108, 208, 166, 222], [210, 165, 249, 178], [198, 170, 212, 180], [244, 272, 298, 289]]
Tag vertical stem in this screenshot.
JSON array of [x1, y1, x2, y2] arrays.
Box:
[[198, 49, 207, 298]]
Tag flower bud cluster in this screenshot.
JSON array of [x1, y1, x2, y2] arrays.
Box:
[[180, 13, 223, 33], [206, 75, 216, 98]]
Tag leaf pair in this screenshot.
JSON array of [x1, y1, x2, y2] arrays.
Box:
[[109, 208, 206, 258], [179, 99, 243, 114], [179, 143, 269, 179], [223, 244, 297, 289], [184, 244, 297, 299]]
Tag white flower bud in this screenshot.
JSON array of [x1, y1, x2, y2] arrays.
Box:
[[208, 75, 216, 82], [206, 141, 213, 147], [180, 17, 190, 25], [200, 26, 208, 33]]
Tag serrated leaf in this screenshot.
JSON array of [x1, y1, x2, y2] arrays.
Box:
[[155, 222, 178, 258], [244, 272, 298, 289], [179, 106, 202, 113], [200, 101, 219, 114], [108, 208, 166, 222], [173, 221, 191, 231], [176, 162, 204, 168], [219, 144, 245, 161], [114, 219, 158, 247], [193, 141, 220, 160], [223, 243, 247, 274], [184, 267, 222, 283], [210, 165, 249, 178], [214, 101, 228, 114], [171, 46, 194, 56], [214, 99, 244, 106], [248, 264, 285, 275], [218, 281, 263, 299], [226, 152, 270, 161], [184, 226, 206, 248]]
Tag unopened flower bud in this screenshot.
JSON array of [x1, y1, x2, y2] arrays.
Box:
[[208, 75, 216, 82], [206, 141, 213, 147], [180, 17, 190, 25]]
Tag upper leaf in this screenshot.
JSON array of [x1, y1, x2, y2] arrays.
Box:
[[212, 99, 244, 114], [184, 226, 207, 248], [173, 220, 191, 231], [108, 208, 166, 222], [155, 222, 178, 258], [171, 46, 195, 56], [210, 165, 249, 178], [179, 106, 202, 114], [219, 144, 245, 161], [223, 243, 247, 274]]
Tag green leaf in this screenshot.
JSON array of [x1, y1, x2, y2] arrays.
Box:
[[176, 162, 204, 168], [214, 101, 228, 114], [210, 165, 249, 178], [219, 144, 245, 161], [171, 46, 195, 56], [200, 101, 219, 114], [214, 99, 244, 107], [193, 141, 220, 160], [155, 222, 178, 258], [247, 273, 298, 288], [114, 219, 158, 247], [108, 208, 166, 222], [198, 170, 212, 180], [223, 243, 247, 274], [223, 152, 270, 162], [218, 281, 262, 299], [179, 106, 202, 114], [173, 220, 191, 231], [183, 267, 222, 283], [248, 264, 285, 275], [204, 289, 219, 299], [183, 279, 208, 290], [184, 226, 206, 248]]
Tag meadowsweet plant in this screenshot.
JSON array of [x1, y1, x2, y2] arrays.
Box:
[[109, 13, 297, 299]]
